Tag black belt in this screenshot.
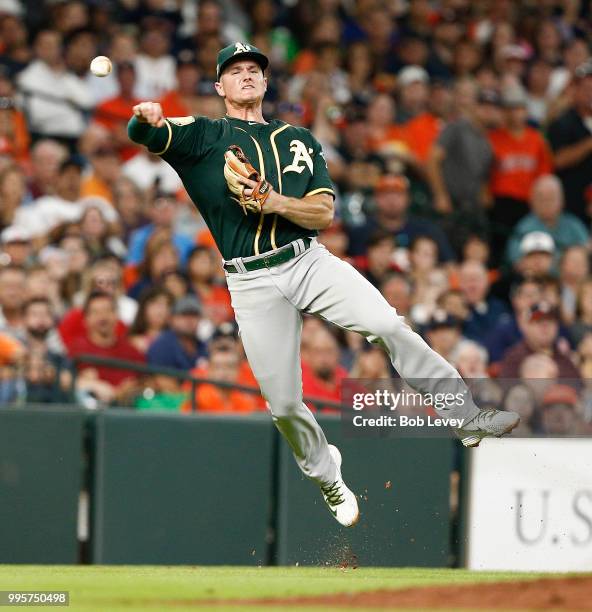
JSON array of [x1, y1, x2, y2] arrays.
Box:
[[224, 237, 313, 273]]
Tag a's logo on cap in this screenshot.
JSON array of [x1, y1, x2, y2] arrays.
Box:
[[234, 42, 252, 55]]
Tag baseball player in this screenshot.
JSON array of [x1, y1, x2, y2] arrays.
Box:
[[128, 43, 520, 527]]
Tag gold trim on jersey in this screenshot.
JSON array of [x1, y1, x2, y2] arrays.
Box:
[[154, 120, 173, 155], [269, 124, 291, 250], [305, 187, 335, 197], [235, 128, 267, 255]]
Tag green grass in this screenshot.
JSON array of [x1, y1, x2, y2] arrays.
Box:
[[0, 566, 578, 612]]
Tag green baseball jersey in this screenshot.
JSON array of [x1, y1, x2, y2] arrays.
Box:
[[128, 114, 334, 260]]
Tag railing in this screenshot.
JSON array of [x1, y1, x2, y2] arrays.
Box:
[[71, 354, 347, 413]]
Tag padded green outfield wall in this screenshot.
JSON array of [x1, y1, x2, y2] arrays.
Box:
[[0, 408, 85, 563], [276, 416, 455, 567], [90, 410, 275, 565], [0, 408, 454, 566]]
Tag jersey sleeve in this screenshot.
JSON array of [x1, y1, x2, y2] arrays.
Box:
[[127, 115, 211, 165], [304, 135, 335, 198]]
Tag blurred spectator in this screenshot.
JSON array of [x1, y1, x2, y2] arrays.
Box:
[[183, 344, 259, 413], [505, 174, 588, 265], [186, 246, 233, 325], [301, 326, 348, 409], [0, 327, 24, 404], [548, 59, 592, 222], [548, 38, 590, 101], [0, 264, 26, 338], [397, 65, 430, 123], [366, 93, 410, 159], [147, 295, 207, 371], [427, 79, 496, 247], [498, 302, 580, 380], [348, 174, 454, 263], [27, 139, 68, 198], [250, 0, 298, 70], [0, 73, 30, 164], [438, 288, 469, 325], [126, 191, 194, 267], [76, 204, 126, 260], [59, 256, 136, 350], [519, 352, 560, 406], [539, 384, 582, 435], [503, 383, 537, 435], [488, 86, 553, 263], [207, 320, 264, 407], [512, 231, 556, 280], [113, 177, 147, 241], [128, 287, 174, 354], [69, 291, 145, 406], [122, 149, 182, 199], [93, 62, 141, 162], [333, 104, 382, 199], [380, 272, 412, 318], [578, 333, 592, 382], [461, 234, 493, 272], [13, 156, 87, 238], [159, 50, 202, 117], [349, 344, 391, 379], [454, 340, 489, 379], [64, 27, 97, 82], [559, 246, 590, 325], [0, 13, 31, 75], [161, 269, 189, 301], [359, 230, 397, 288], [26, 264, 66, 320], [317, 220, 350, 260], [180, 0, 245, 52], [423, 310, 463, 364], [127, 235, 180, 301], [80, 146, 122, 204], [570, 280, 592, 347], [403, 79, 450, 166], [0, 164, 27, 232], [458, 260, 508, 343], [0, 226, 32, 267], [52, 1, 90, 36], [408, 235, 448, 325], [525, 58, 553, 126], [485, 278, 542, 364], [21, 297, 71, 403], [134, 28, 176, 99], [17, 29, 92, 144], [57, 234, 90, 307]]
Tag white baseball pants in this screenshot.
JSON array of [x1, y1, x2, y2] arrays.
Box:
[[225, 241, 480, 486]]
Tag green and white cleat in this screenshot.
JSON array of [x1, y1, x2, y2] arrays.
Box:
[[455, 408, 520, 448], [320, 445, 360, 527]]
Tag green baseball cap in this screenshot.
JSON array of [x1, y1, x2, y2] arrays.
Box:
[[216, 42, 269, 80]]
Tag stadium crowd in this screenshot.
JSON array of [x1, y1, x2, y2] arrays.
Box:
[[1, 0, 592, 434]]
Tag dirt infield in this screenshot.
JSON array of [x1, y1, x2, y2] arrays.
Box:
[[223, 576, 592, 609]]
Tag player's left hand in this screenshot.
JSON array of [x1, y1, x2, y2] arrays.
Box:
[[224, 145, 274, 214]]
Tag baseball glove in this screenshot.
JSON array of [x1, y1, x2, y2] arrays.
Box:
[[224, 145, 273, 214]]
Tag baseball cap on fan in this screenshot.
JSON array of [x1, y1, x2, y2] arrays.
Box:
[[216, 42, 269, 80], [519, 231, 555, 256], [397, 65, 429, 88]]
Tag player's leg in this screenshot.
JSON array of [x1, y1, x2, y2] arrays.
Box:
[[227, 267, 359, 525], [282, 245, 481, 423], [225, 268, 336, 484]]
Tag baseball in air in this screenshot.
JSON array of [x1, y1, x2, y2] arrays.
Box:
[[90, 55, 112, 77]]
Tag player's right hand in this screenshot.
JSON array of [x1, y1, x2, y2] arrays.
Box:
[[132, 101, 165, 128]]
